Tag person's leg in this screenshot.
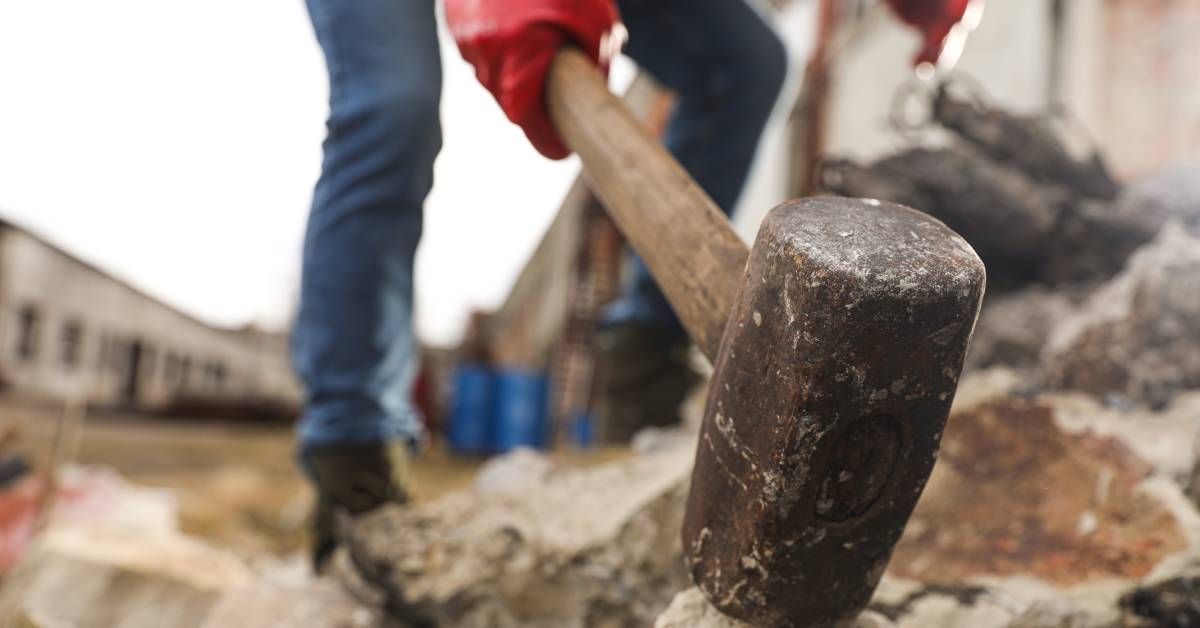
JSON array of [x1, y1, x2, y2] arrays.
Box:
[[294, 0, 441, 568], [598, 0, 787, 440], [608, 0, 788, 334]]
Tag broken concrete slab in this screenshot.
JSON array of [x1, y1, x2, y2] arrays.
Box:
[[965, 288, 1082, 373], [201, 578, 381, 628], [890, 397, 1188, 586], [1117, 162, 1200, 236], [337, 442, 695, 627], [0, 526, 252, 628], [1044, 223, 1200, 408], [653, 587, 895, 628], [653, 587, 752, 628], [1047, 392, 1200, 484], [324, 367, 1196, 627], [821, 145, 1062, 287], [656, 571, 1149, 627], [868, 575, 1132, 628], [930, 84, 1122, 202]]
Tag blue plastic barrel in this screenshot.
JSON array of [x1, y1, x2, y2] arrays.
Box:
[[492, 369, 550, 452], [447, 364, 494, 455], [568, 411, 594, 448]]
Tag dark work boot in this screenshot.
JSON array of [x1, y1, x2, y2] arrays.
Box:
[[596, 322, 701, 444], [303, 441, 412, 573]]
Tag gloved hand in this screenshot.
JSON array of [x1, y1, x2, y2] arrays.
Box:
[[445, 0, 621, 159], [882, 0, 970, 67]]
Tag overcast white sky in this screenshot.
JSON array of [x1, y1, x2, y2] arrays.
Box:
[[0, 1, 809, 346], [0, 0, 602, 346]]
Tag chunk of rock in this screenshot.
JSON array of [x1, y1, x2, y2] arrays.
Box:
[[653, 587, 895, 628], [1117, 163, 1200, 235], [868, 576, 1132, 627], [1043, 224, 1200, 408], [473, 447, 555, 497], [337, 443, 695, 627], [202, 579, 382, 628], [931, 84, 1122, 202], [965, 288, 1082, 372], [0, 526, 252, 628], [1120, 576, 1200, 627], [890, 397, 1189, 585], [821, 145, 1061, 288]]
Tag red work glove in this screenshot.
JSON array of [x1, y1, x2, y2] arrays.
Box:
[[883, 0, 970, 67], [446, 0, 622, 160]]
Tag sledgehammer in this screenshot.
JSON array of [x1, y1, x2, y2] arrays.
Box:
[[546, 48, 985, 626]]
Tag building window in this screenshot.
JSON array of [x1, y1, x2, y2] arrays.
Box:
[[13, 305, 40, 362], [108, 339, 126, 371], [96, 334, 110, 371], [163, 352, 180, 384], [205, 361, 228, 389], [60, 321, 83, 369], [140, 346, 156, 382], [179, 357, 192, 390]]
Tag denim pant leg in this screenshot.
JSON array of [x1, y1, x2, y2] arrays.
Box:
[[294, 0, 442, 452], [605, 0, 788, 337]]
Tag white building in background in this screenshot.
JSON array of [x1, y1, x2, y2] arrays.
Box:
[[0, 218, 300, 416]]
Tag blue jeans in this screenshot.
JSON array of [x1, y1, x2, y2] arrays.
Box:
[[294, 0, 787, 450]]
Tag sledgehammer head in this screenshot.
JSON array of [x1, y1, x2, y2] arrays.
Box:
[[683, 197, 985, 627]]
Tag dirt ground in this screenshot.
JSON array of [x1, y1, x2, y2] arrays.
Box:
[[0, 396, 625, 559]]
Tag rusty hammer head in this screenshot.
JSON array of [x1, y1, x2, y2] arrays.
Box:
[[683, 196, 985, 626]]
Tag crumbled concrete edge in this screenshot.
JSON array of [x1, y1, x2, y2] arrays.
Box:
[[654, 587, 896, 628]]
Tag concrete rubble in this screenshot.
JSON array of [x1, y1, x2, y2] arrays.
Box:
[[5, 370, 1200, 627], [654, 587, 895, 627], [0, 467, 379, 628], [962, 222, 1200, 414], [1043, 224, 1200, 408], [331, 443, 695, 627], [0, 526, 252, 628], [964, 287, 1082, 372], [649, 385, 1200, 627]]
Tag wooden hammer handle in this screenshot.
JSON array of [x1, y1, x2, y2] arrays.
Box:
[[546, 48, 750, 362]]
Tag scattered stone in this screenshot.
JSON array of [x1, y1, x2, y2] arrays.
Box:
[[1047, 392, 1200, 483], [890, 397, 1186, 586], [869, 575, 1131, 628], [1117, 163, 1200, 235], [1120, 576, 1200, 627], [819, 87, 1167, 293], [1044, 224, 1200, 408], [202, 579, 382, 628], [0, 526, 251, 628], [336, 442, 695, 627], [1038, 199, 1161, 286], [931, 84, 1122, 202], [653, 587, 751, 628], [473, 448, 554, 497], [653, 587, 895, 628], [822, 145, 1061, 288], [631, 426, 695, 455], [965, 288, 1082, 372]]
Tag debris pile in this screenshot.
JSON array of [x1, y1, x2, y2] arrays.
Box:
[[820, 85, 1193, 291], [333, 444, 694, 627], [1043, 225, 1200, 408]]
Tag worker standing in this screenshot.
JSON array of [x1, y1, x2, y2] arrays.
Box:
[[292, 0, 969, 572]]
